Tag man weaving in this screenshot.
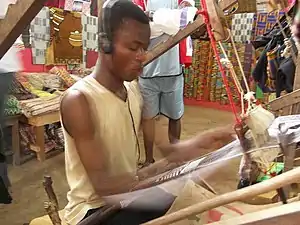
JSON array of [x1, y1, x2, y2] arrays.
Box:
[[60, 1, 233, 224]]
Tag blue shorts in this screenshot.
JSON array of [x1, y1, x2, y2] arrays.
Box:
[[138, 76, 184, 120]]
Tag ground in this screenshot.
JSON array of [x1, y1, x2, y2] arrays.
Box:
[[0, 106, 241, 225]]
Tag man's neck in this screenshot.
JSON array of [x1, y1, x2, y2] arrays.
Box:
[[93, 61, 124, 94]]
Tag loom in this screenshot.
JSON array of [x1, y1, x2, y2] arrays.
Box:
[[1, 0, 299, 225]]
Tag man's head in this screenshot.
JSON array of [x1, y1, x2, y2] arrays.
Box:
[[98, 0, 150, 82]]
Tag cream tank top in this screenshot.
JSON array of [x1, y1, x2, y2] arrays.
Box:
[[62, 76, 142, 225]]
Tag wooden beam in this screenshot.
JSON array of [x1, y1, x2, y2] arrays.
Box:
[[269, 89, 300, 111], [142, 167, 300, 225], [0, 0, 46, 59], [143, 0, 233, 66], [210, 201, 300, 225]]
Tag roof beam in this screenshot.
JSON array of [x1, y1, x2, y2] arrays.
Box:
[[0, 0, 46, 59]]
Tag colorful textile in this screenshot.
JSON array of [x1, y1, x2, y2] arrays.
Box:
[[47, 8, 82, 65], [8, 75, 36, 100], [196, 41, 211, 100], [253, 11, 285, 39], [231, 13, 255, 43], [30, 7, 51, 65], [183, 39, 251, 106], [4, 95, 21, 116], [50, 67, 76, 87]]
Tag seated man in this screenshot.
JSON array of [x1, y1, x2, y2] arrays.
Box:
[[60, 1, 233, 225]]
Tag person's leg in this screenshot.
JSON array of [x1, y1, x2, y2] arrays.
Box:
[[0, 72, 13, 204], [160, 76, 184, 144], [81, 188, 175, 225], [138, 78, 160, 166]]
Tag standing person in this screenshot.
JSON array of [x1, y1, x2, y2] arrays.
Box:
[[178, 0, 196, 68], [0, 37, 22, 204], [60, 1, 233, 224], [134, 0, 197, 167], [135, 0, 184, 167]]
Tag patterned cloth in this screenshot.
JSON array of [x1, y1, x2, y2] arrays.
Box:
[[183, 40, 251, 106], [252, 11, 285, 39], [30, 7, 51, 65], [82, 14, 98, 67], [47, 8, 83, 65], [231, 13, 255, 43], [4, 95, 21, 116]]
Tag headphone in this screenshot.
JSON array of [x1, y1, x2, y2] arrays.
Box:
[[99, 0, 121, 54]]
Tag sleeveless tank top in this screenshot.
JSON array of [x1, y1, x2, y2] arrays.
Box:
[[62, 76, 142, 225]]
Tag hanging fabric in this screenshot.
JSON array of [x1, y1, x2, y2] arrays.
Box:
[[30, 7, 51, 65], [47, 8, 82, 65], [231, 13, 255, 43], [81, 14, 98, 68]]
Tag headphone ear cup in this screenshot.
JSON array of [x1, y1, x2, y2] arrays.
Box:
[[99, 33, 112, 54]]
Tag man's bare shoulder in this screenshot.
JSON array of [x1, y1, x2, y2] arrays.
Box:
[[61, 89, 87, 110]]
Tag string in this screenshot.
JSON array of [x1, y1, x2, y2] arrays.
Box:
[[197, 2, 240, 124], [218, 42, 245, 116], [227, 29, 251, 93]]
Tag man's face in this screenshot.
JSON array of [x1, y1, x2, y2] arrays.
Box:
[[111, 19, 150, 82]]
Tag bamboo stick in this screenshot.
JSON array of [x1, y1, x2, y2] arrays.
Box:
[[142, 166, 300, 225]]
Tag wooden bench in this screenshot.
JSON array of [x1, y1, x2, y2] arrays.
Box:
[[20, 111, 60, 162], [3, 115, 21, 165]]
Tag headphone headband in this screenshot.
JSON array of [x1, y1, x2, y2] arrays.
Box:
[[99, 0, 120, 53]]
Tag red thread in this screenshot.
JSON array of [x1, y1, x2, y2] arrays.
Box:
[[199, 0, 241, 124]]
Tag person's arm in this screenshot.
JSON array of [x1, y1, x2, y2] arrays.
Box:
[[137, 125, 235, 180], [60, 90, 139, 196]]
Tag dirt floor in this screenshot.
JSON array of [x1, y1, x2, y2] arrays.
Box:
[[0, 106, 241, 225]]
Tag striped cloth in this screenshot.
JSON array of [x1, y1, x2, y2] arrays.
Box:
[[30, 7, 51, 65]]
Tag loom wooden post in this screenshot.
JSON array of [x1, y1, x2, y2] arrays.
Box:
[[43, 175, 59, 208], [44, 201, 61, 225], [142, 167, 300, 225], [0, 0, 46, 59], [43, 176, 61, 225]]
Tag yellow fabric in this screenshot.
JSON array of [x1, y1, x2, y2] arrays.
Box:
[[29, 210, 66, 225], [62, 76, 142, 225]]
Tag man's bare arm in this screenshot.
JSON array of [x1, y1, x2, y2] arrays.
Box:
[[60, 90, 138, 196], [137, 125, 235, 180]]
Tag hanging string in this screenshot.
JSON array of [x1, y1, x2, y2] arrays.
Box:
[[197, 1, 241, 124], [227, 29, 251, 93], [218, 42, 245, 117]]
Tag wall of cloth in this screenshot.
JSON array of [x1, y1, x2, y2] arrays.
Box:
[[19, 5, 98, 72], [183, 10, 285, 108]]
